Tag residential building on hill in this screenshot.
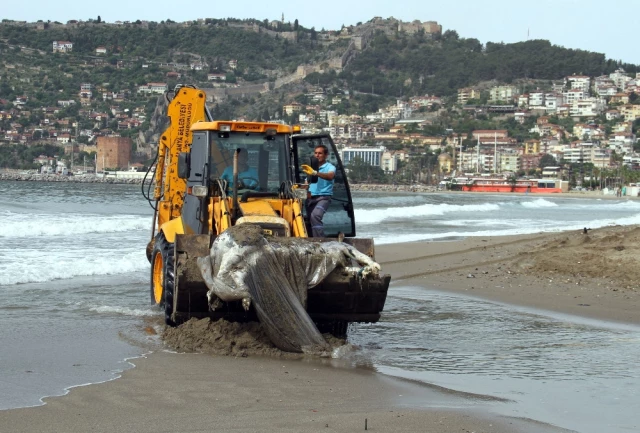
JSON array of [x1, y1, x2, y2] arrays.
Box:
[[137, 83, 168, 94], [457, 88, 479, 105], [609, 69, 631, 90], [566, 75, 591, 93], [472, 130, 509, 140], [52, 41, 73, 53], [489, 86, 517, 103]]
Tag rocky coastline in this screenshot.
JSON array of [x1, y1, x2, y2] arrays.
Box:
[[349, 183, 438, 193], [0, 172, 144, 184]]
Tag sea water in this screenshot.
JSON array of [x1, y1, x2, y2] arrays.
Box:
[[1, 180, 639, 433]]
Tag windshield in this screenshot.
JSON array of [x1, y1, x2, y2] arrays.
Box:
[[208, 131, 289, 193]]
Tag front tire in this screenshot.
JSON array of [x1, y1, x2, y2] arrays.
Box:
[[150, 233, 176, 326], [163, 247, 176, 327], [316, 321, 349, 337]]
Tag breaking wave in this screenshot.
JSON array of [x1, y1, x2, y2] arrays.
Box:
[[520, 198, 558, 208], [355, 203, 500, 224]]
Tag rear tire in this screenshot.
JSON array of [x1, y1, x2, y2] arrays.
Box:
[[150, 233, 169, 306]]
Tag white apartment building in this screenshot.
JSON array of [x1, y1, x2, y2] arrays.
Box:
[[562, 143, 615, 168], [612, 131, 636, 145], [389, 100, 412, 119], [479, 153, 497, 173], [606, 110, 621, 121], [137, 83, 168, 94], [341, 146, 385, 167], [489, 85, 517, 102], [595, 84, 618, 97], [499, 152, 520, 172], [298, 113, 315, 123], [561, 143, 594, 164], [381, 150, 400, 173], [529, 91, 545, 107], [566, 75, 591, 93], [457, 151, 481, 172], [623, 154, 640, 167], [318, 110, 337, 122], [517, 94, 529, 107], [610, 68, 631, 90], [365, 112, 383, 122], [594, 75, 612, 86], [544, 93, 563, 111], [52, 41, 73, 53], [592, 147, 611, 168], [456, 151, 502, 173], [569, 97, 605, 117], [563, 89, 586, 104]]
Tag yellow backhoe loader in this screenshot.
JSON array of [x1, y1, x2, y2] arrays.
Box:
[[144, 85, 389, 337]]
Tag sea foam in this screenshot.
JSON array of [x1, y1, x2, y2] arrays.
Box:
[[0, 212, 148, 238], [0, 250, 148, 286]]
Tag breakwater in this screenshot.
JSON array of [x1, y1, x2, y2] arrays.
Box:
[[0, 173, 144, 185], [350, 183, 438, 193]]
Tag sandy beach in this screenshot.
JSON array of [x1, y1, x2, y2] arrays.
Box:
[[377, 224, 640, 325], [2, 221, 638, 432]]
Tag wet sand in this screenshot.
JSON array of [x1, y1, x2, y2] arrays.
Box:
[[2, 224, 638, 432], [0, 352, 569, 433]]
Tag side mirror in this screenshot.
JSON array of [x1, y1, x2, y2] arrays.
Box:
[[177, 152, 190, 179]]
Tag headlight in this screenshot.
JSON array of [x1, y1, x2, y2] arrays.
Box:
[[191, 185, 208, 197]]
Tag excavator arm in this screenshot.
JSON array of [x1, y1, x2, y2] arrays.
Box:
[[154, 86, 209, 230]]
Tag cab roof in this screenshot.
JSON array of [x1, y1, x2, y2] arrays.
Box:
[[191, 121, 293, 133]]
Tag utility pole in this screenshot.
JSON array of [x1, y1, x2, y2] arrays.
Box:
[[494, 131, 497, 174], [579, 146, 584, 187], [476, 135, 480, 174]]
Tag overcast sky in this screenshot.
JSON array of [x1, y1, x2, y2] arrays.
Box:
[[4, 0, 639, 64]]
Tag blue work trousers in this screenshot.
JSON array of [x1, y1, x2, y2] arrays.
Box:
[[307, 196, 331, 237]]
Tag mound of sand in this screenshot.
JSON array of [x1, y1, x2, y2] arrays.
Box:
[[162, 318, 347, 358], [512, 225, 640, 290]]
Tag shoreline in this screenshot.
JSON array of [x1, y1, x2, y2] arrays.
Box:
[[2, 225, 638, 431], [0, 351, 568, 433]]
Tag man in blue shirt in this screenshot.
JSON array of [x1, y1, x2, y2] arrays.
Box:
[[300, 144, 335, 237], [221, 149, 259, 190]]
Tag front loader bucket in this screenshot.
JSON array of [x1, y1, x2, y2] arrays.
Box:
[[169, 234, 390, 332]]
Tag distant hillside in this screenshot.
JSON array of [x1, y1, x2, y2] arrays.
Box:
[[1, 17, 638, 115], [0, 19, 328, 73], [340, 31, 639, 97]]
